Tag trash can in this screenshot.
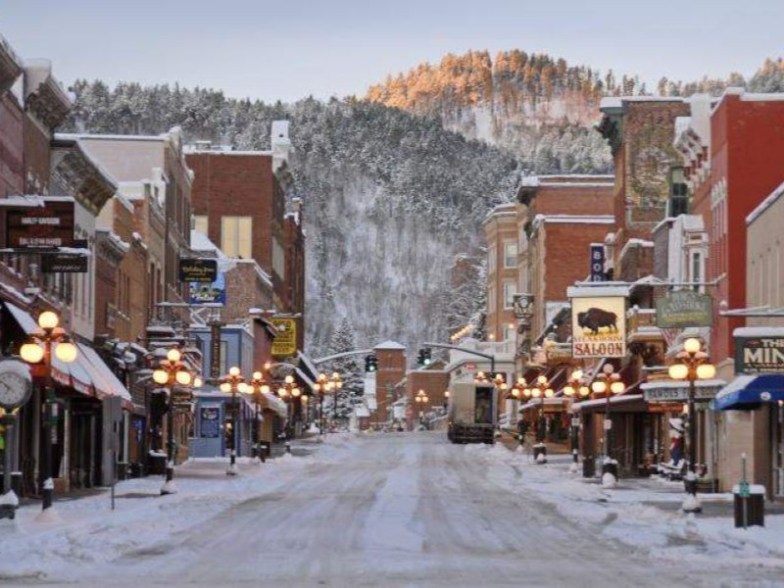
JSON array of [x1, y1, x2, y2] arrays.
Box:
[[148, 453, 166, 475], [733, 483, 765, 527], [601, 460, 618, 479], [583, 456, 595, 478], [533, 444, 547, 463], [259, 442, 271, 461]]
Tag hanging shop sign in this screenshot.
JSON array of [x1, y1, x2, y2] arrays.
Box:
[[735, 335, 784, 374], [189, 273, 226, 305], [656, 290, 713, 328], [570, 295, 626, 358], [4, 198, 75, 248], [271, 318, 297, 358], [179, 258, 218, 283], [41, 252, 88, 273], [589, 244, 605, 282]]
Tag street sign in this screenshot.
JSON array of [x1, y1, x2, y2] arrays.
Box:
[[739, 481, 750, 498], [571, 295, 626, 358], [656, 290, 713, 328]]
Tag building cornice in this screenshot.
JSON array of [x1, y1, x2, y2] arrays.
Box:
[[51, 142, 117, 215], [95, 230, 130, 266], [0, 34, 23, 93], [23, 60, 72, 130]]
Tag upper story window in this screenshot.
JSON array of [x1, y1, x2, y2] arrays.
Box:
[[503, 280, 516, 309], [504, 241, 517, 268], [193, 215, 208, 235], [221, 216, 252, 259]]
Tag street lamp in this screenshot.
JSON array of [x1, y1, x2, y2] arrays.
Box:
[[152, 348, 201, 494], [521, 375, 553, 463], [277, 374, 301, 438], [220, 366, 247, 475], [668, 337, 715, 513], [243, 370, 271, 463], [20, 311, 77, 519], [563, 369, 591, 473], [414, 389, 429, 423], [591, 363, 626, 487]]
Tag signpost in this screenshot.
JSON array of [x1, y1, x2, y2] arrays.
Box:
[[589, 244, 605, 282], [569, 294, 627, 359], [42, 252, 88, 273]]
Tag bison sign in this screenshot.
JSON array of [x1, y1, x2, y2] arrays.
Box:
[[570, 295, 626, 358]]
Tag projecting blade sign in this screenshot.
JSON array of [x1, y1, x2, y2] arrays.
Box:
[[570, 295, 626, 358]]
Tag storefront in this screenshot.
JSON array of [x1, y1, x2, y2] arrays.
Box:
[[714, 374, 784, 499]]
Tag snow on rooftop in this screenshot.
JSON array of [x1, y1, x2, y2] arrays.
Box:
[[375, 340, 405, 350], [600, 95, 687, 111], [733, 326, 784, 337]]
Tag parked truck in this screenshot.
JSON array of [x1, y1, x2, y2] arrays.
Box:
[[447, 382, 497, 444]]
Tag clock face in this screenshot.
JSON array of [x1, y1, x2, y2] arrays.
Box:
[[0, 361, 32, 409]]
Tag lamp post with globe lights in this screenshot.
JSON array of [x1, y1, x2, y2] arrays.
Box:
[[220, 367, 247, 475], [277, 374, 301, 441], [563, 369, 591, 473], [20, 311, 78, 519], [414, 389, 429, 424], [668, 337, 716, 513], [521, 375, 554, 463], [152, 348, 202, 494], [590, 363, 626, 487], [243, 370, 271, 462]]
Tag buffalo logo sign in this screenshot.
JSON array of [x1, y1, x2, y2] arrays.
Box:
[[570, 296, 626, 358]]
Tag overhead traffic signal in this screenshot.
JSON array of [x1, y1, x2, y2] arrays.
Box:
[[365, 354, 378, 372], [417, 347, 432, 366]]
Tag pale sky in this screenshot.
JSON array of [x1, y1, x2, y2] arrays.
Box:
[[2, 0, 782, 102]]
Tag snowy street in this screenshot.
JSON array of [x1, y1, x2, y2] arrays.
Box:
[[2, 433, 784, 587]]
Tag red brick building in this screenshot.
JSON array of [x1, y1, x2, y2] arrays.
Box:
[[685, 89, 784, 373], [373, 341, 407, 426], [186, 149, 288, 311]]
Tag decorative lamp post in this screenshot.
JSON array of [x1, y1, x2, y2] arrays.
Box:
[[328, 372, 343, 427], [563, 369, 590, 473], [277, 374, 301, 429], [414, 389, 429, 423], [243, 370, 270, 462], [444, 389, 450, 409], [522, 375, 553, 463], [591, 363, 626, 488], [668, 337, 715, 513], [152, 348, 201, 494], [313, 373, 330, 435], [20, 311, 77, 520], [220, 367, 247, 475]]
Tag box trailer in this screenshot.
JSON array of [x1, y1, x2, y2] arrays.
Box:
[[447, 382, 497, 444]]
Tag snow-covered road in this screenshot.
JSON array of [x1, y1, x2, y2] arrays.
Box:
[[2, 432, 783, 587]]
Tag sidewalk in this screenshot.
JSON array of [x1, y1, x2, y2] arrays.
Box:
[[16, 438, 317, 507]]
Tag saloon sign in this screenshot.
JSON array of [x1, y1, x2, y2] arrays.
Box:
[[735, 334, 784, 374], [570, 295, 627, 358]]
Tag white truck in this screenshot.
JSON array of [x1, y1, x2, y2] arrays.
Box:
[[446, 382, 497, 444]]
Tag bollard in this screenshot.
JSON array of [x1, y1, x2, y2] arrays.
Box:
[[285, 441, 291, 454]]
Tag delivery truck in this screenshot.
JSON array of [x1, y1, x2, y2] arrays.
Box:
[[446, 382, 497, 444]]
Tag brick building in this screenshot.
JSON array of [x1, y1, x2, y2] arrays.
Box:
[[373, 341, 407, 426], [597, 97, 690, 282], [515, 175, 614, 348], [482, 202, 518, 344]]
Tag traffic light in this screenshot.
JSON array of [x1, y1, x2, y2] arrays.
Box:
[[365, 354, 378, 372], [418, 347, 432, 366]]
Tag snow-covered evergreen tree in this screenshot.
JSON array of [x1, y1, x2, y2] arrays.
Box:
[[324, 318, 364, 419]]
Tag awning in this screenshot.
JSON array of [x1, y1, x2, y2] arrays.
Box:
[[519, 397, 570, 413], [77, 343, 133, 404], [262, 391, 288, 418], [713, 374, 784, 411], [573, 394, 647, 413]]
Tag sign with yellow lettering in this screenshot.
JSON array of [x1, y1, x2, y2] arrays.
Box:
[[271, 318, 297, 358]]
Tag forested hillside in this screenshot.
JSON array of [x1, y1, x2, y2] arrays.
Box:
[[64, 84, 520, 358]]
